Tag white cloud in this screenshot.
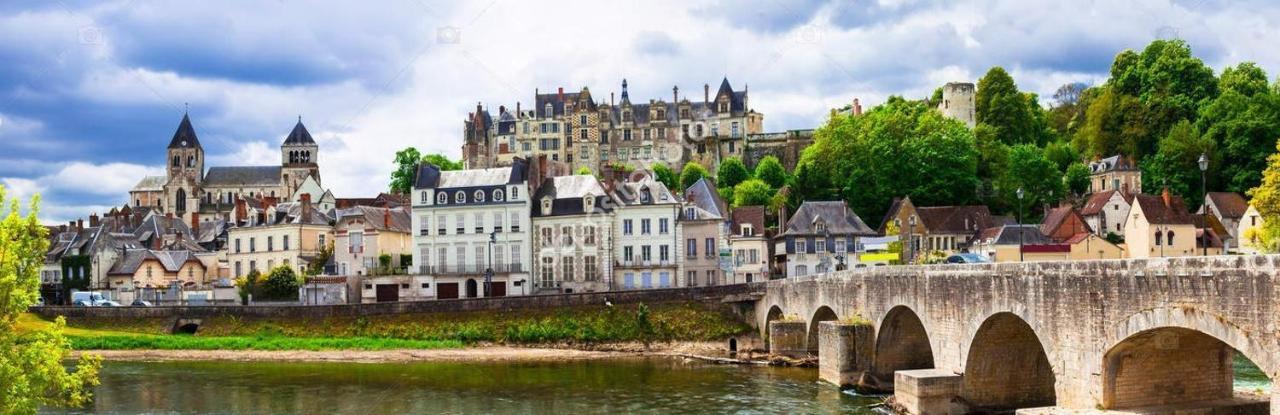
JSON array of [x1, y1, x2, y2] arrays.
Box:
[[40, 162, 163, 196], [0, 177, 46, 204]]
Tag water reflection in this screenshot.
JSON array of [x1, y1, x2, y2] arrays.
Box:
[[46, 358, 883, 414]]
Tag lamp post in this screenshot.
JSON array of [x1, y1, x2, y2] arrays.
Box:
[[1017, 187, 1025, 262], [907, 215, 917, 264], [1198, 153, 1209, 256], [486, 230, 496, 297]]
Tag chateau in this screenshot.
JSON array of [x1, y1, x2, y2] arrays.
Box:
[[129, 114, 331, 224]]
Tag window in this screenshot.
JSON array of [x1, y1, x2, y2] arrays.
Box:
[[437, 215, 447, 235], [731, 122, 740, 138], [580, 115, 587, 125], [455, 213, 465, 234], [541, 227, 553, 246], [707, 270, 717, 285], [437, 192, 447, 205], [511, 186, 519, 200], [456, 246, 466, 272], [437, 247, 448, 268], [623, 246, 634, 262], [562, 226, 574, 246], [350, 231, 364, 254], [493, 189, 504, 201], [283, 235, 290, 251], [659, 245, 669, 262], [494, 213, 504, 233], [474, 212, 484, 234], [795, 265, 808, 277], [583, 226, 596, 245], [319, 234, 326, 248], [641, 246, 652, 262], [641, 219, 651, 235], [814, 221, 826, 233], [267, 236, 274, 252], [623, 219, 633, 235], [688, 270, 698, 287], [685, 207, 696, 220], [1166, 230, 1175, 246], [475, 245, 485, 271], [562, 257, 574, 282], [421, 191, 429, 204], [623, 129, 632, 141], [234, 261, 242, 278], [1154, 231, 1162, 246], [835, 239, 846, 253], [455, 191, 465, 203], [495, 245, 505, 267], [584, 256, 597, 281], [541, 257, 555, 286], [816, 239, 826, 253], [420, 215, 430, 236], [750, 249, 759, 264], [235, 238, 241, 253], [510, 211, 521, 232], [705, 238, 715, 257], [659, 218, 669, 234], [741, 224, 754, 237], [474, 190, 485, 202], [249, 237, 256, 253], [687, 239, 697, 258]]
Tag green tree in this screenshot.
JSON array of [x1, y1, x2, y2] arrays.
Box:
[[422, 153, 463, 171], [1140, 120, 1218, 207], [753, 156, 789, 189], [998, 144, 1066, 218], [976, 66, 1038, 145], [1247, 140, 1280, 251], [306, 240, 333, 277], [1064, 162, 1092, 197], [235, 269, 261, 303], [260, 266, 301, 301], [1197, 81, 1280, 195], [716, 157, 750, 189], [1220, 62, 1270, 97], [732, 179, 774, 208], [1043, 140, 1080, 171], [389, 147, 422, 195], [574, 166, 593, 176], [0, 187, 101, 414], [787, 160, 832, 210], [651, 163, 679, 192], [1078, 87, 1151, 158], [678, 162, 710, 190]]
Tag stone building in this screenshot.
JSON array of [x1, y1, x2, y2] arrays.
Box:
[[333, 205, 412, 277], [226, 195, 334, 278], [1088, 155, 1142, 194], [530, 174, 614, 294], [680, 178, 729, 287], [880, 196, 1001, 262], [728, 205, 770, 283], [1081, 189, 1134, 237], [608, 175, 682, 289], [776, 201, 876, 277], [937, 82, 976, 127], [132, 113, 325, 225], [1124, 190, 1197, 258]]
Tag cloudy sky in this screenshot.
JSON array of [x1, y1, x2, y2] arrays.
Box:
[[2, 0, 1278, 224]]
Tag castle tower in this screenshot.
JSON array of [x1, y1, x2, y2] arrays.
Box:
[[163, 113, 204, 221], [280, 117, 320, 197], [938, 82, 976, 128]]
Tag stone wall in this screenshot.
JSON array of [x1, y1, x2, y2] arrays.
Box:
[[35, 283, 762, 320], [757, 255, 1280, 412]]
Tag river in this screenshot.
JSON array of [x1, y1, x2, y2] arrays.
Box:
[[44, 358, 886, 414]]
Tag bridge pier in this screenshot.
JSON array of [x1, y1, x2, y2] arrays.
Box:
[[817, 321, 874, 388], [893, 369, 963, 415], [767, 320, 807, 358]]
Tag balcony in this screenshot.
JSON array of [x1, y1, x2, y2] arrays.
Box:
[[615, 259, 674, 269], [418, 263, 524, 276]]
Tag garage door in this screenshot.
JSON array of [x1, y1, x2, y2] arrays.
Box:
[[375, 284, 399, 303], [489, 282, 506, 297], [437, 282, 459, 299]]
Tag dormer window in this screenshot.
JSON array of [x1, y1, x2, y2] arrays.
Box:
[[421, 191, 429, 204], [814, 220, 826, 233], [623, 110, 631, 122], [437, 192, 447, 205], [541, 198, 552, 216], [741, 224, 755, 237], [510, 186, 519, 200], [584, 195, 595, 212], [454, 191, 465, 203], [639, 188, 651, 203], [685, 207, 696, 220], [493, 189, 505, 202], [544, 103, 553, 118], [474, 190, 486, 202]]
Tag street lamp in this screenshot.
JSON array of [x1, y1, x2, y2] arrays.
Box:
[[1198, 153, 1209, 256], [1016, 187, 1025, 262], [486, 230, 496, 297], [907, 215, 917, 264]]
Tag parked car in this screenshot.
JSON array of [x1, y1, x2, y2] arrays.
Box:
[[99, 300, 122, 307], [946, 253, 991, 264], [70, 291, 113, 307], [131, 300, 153, 307]]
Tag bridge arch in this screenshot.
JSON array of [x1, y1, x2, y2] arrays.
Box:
[[762, 304, 784, 341], [1101, 307, 1278, 410], [807, 305, 838, 354], [961, 311, 1057, 411], [872, 305, 934, 387]]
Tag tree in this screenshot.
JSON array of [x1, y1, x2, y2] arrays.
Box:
[[389, 147, 422, 195], [1064, 162, 1092, 197], [998, 144, 1066, 218], [716, 157, 750, 190], [754, 156, 789, 189], [306, 240, 333, 276], [1220, 62, 1270, 97], [1043, 140, 1080, 171], [422, 153, 463, 171], [260, 266, 301, 301], [1140, 120, 1218, 207], [651, 163, 679, 192], [236, 269, 261, 304], [574, 166, 593, 176], [732, 179, 774, 208], [1248, 140, 1280, 252], [678, 161, 710, 190], [787, 160, 832, 211], [0, 187, 101, 414], [1197, 79, 1280, 195], [975, 66, 1038, 145]]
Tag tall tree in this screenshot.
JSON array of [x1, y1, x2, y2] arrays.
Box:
[[975, 66, 1038, 145], [678, 162, 710, 190], [1220, 62, 1270, 97], [650, 163, 679, 192], [1247, 140, 1280, 252], [1064, 162, 1092, 197], [1197, 84, 1280, 194], [732, 179, 774, 208], [422, 153, 463, 171], [753, 156, 789, 189], [0, 188, 101, 414], [1141, 120, 1218, 207], [716, 157, 750, 189], [389, 147, 422, 195], [997, 144, 1066, 218]]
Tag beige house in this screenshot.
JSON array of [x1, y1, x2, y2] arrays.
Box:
[[1081, 189, 1133, 237], [1237, 205, 1266, 254], [728, 205, 770, 283], [107, 250, 209, 289], [1063, 232, 1126, 260], [227, 197, 333, 278], [334, 206, 412, 277], [1199, 192, 1261, 253], [1089, 155, 1142, 195], [1124, 191, 1197, 258]]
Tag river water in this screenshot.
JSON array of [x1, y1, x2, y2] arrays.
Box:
[[45, 358, 886, 414]]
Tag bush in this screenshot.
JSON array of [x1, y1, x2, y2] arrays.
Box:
[[259, 266, 301, 301]]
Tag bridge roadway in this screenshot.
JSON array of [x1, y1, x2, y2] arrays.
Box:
[[755, 255, 1278, 414]]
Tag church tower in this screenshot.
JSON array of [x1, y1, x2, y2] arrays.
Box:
[[163, 113, 204, 222], [280, 117, 320, 197]]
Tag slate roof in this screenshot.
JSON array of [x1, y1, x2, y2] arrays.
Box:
[[1205, 192, 1249, 219], [730, 205, 767, 237], [132, 176, 166, 192], [976, 224, 1054, 246], [282, 120, 315, 145], [1081, 189, 1133, 216], [1090, 155, 1137, 173], [780, 201, 876, 237], [415, 158, 528, 189], [611, 177, 678, 206], [1134, 193, 1195, 225], [203, 166, 282, 187], [915, 205, 995, 234], [684, 177, 728, 220], [532, 175, 612, 217], [108, 250, 203, 275], [336, 206, 412, 233], [167, 113, 201, 149]]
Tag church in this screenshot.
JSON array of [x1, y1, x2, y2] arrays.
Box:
[[129, 113, 333, 224]]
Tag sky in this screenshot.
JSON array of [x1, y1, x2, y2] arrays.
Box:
[[2, 0, 1279, 224]]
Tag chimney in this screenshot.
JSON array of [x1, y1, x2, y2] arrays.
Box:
[[383, 209, 391, 229], [191, 214, 200, 236], [853, 98, 863, 116], [89, 213, 100, 227], [610, 92, 615, 106], [77, 219, 84, 231], [68, 221, 75, 231], [301, 193, 312, 222], [704, 83, 709, 104], [558, 87, 564, 101], [516, 101, 521, 116], [235, 197, 247, 224], [499, 105, 506, 114], [1161, 187, 1172, 208], [673, 85, 679, 103]]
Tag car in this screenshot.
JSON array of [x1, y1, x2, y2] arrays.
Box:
[[73, 300, 91, 307], [99, 300, 122, 307], [946, 253, 991, 264], [131, 300, 153, 307]]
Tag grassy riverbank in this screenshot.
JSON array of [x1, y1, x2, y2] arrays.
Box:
[[24, 302, 752, 352]]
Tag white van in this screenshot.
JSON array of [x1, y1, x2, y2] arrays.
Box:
[[70, 291, 120, 307]]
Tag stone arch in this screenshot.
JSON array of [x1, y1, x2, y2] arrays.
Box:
[[872, 305, 934, 386], [1102, 307, 1278, 410], [961, 312, 1057, 411], [762, 304, 784, 341], [807, 305, 838, 355]]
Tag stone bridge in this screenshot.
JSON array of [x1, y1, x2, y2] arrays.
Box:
[[756, 255, 1278, 414]]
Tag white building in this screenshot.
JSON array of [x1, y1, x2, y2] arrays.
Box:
[[776, 201, 876, 278], [412, 159, 532, 299], [530, 175, 614, 294], [1081, 189, 1133, 237], [608, 176, 683, 289]]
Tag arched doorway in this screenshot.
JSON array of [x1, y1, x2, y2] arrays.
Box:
[[1103, 326, 1273, 410], [807, 306, 838, 355], [872, 306, 934, 388], [465, 279, 478, 298], [962, 312, 1056, 411]]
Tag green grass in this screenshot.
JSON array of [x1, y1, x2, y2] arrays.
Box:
[[68, 334, 463, 351]]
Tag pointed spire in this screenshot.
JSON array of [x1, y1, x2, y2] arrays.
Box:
[[167, 113, 201, 149], [620, 78, 630, 104], [283, 117, 315, 145]]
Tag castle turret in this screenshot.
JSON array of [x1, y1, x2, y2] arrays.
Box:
[[938, 82, 976, 128]]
